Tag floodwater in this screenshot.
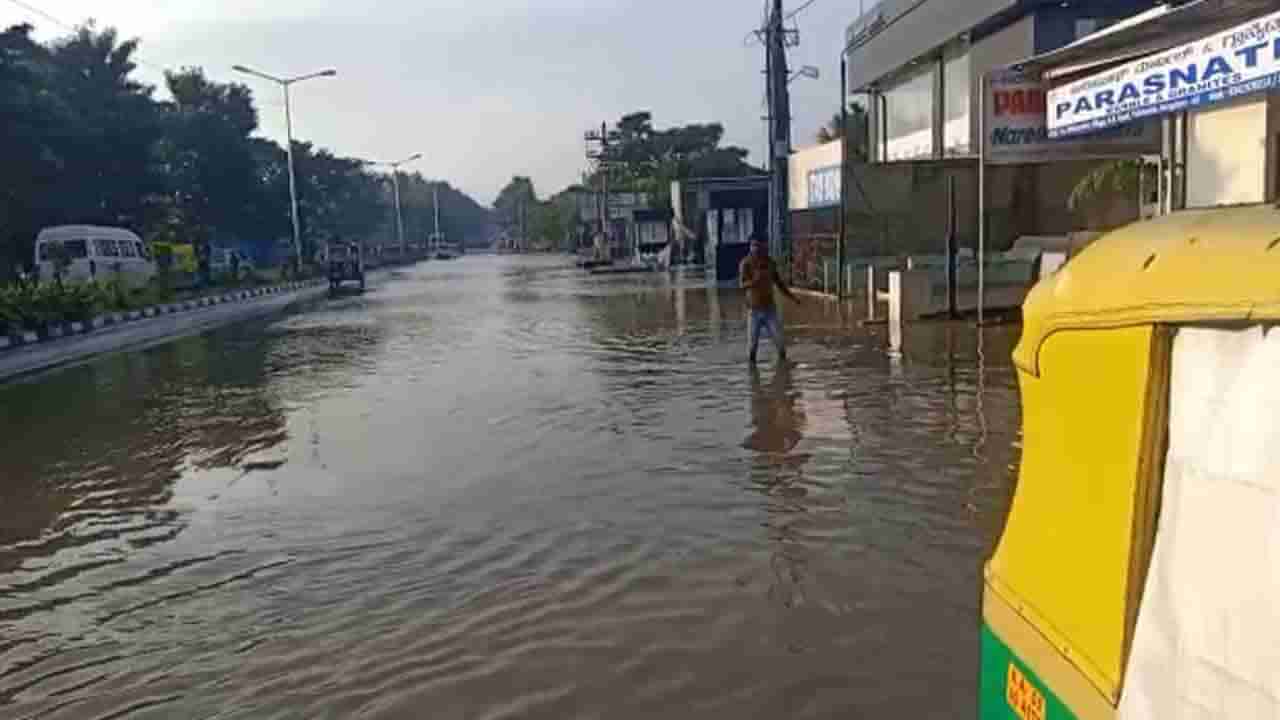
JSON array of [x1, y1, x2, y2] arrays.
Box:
[[0, 256, 1021, 719]]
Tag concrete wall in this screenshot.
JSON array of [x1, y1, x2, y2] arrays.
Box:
[[1187, 96, 1269, 209]]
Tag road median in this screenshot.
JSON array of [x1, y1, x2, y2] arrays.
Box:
[[0, 280, 329, 383]]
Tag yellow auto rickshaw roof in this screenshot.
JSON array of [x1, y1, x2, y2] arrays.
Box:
[[1015, 203, 1280, 376]]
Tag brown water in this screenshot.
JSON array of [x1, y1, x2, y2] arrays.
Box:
[[0, 256, 1021, 719]]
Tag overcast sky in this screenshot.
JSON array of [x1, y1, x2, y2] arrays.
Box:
[[3, 0, 856, 204]]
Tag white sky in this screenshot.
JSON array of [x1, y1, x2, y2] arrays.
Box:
[[2, 0, 851, 204]]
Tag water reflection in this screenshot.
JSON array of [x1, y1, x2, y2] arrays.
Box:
[[0, 312, 383, 602], [745, 363, 804, 455], [0, 257, 1021, 719]]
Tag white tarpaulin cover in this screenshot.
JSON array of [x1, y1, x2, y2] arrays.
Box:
[[1120, 325, 1280, 719]]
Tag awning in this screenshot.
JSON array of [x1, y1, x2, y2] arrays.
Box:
[[1029, 0, 1280, 138], [1011, 0, 1278, 80], [845, 0, 1017, 92]]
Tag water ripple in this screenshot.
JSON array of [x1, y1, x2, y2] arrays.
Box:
[[0, 257, 1020, 718]]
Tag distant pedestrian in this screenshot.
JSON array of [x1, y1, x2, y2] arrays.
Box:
[[739, 234, 799, 365]]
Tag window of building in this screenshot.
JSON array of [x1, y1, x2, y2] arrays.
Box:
[[1070, 18, 1111, 40], [883, 64, 934, 161], [1186, 97, 1268, 208], [943, 49, 971, 156]]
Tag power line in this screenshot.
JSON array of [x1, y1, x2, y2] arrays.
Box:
[[785, 0, 820, 21], [3, 0, 174, 76], [3, 0, 67, 30]]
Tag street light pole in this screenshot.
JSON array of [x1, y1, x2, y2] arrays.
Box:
[[360, 153, 422, 257], [282, 84, 302, 268], [392, 170, 405, 254], [232, 65, 337, 271]]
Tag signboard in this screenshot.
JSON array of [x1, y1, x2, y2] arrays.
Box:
[[986, 69, 1159, 163], [1049, 9, 1280, 138], [806, 165, 841, 208]]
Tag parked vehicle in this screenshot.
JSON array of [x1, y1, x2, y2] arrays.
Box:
[[326, 241, 365, 292], [35, 225, 155, 289], [981, 203, 1280, 720]]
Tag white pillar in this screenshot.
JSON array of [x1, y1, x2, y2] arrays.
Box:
[[888, 269, 931, 352]]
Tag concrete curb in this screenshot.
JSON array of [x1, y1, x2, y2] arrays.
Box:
[[0, 280, 325, 356]]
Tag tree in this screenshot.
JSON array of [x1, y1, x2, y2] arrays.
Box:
[[494, 176, 538, 246], [0, 24, 60, 274], [530, 200, 570, 251], [0, 24, 492, 277], [817, 105, 870, 163], [45, 24, 162, 228], [1068, 159, 1157, 229], [152, 68, 263, 260], [816, 112, 842, 143], [588, 112, 762, 210], [292, 142, 385, 257], [396, 174, 492, 249]]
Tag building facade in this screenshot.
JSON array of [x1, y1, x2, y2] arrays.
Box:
[[788, 140, 843, 289], [1026, 0, 1280, 213], [672, 176, 770, 283], [848, 0, 1164, 164], [840, 0, 1170, 265]]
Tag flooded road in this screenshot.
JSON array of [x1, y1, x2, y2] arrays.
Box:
[[0, 256, 1021, 719]]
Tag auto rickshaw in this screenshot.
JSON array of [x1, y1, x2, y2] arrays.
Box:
[[327, 240, 365, 293], [982, 203, 1280, 719]]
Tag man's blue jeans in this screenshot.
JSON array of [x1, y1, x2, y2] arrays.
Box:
[[748, 307, 786, 361]]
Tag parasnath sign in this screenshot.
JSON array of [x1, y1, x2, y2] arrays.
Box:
[[1049, 9, 1280, 138], [986, 69, 1158, 164]]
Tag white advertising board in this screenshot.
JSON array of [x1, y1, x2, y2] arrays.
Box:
[[1048, 9, 1280, 138]]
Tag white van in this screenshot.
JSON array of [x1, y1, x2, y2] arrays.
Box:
[[35, 225, 155, 289]]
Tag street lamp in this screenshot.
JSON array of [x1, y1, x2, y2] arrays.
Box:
[[361, 153, 423, 256], [232, 64, 337, 270], [789, 65, 820, 83]]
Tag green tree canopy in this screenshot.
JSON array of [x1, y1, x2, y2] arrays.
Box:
[[0, 23, 493, 276], [816, 105, 870, 162], [587, 111, 762, 209], [493, 176, 538, 238]]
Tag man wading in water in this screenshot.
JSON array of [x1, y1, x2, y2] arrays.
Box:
[[740, 235, 800, 365]]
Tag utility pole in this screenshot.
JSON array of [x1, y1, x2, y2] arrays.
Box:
[[838, 53, 848, 299], [765, 0, 793, 268], [585, 122, 613, 260]]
